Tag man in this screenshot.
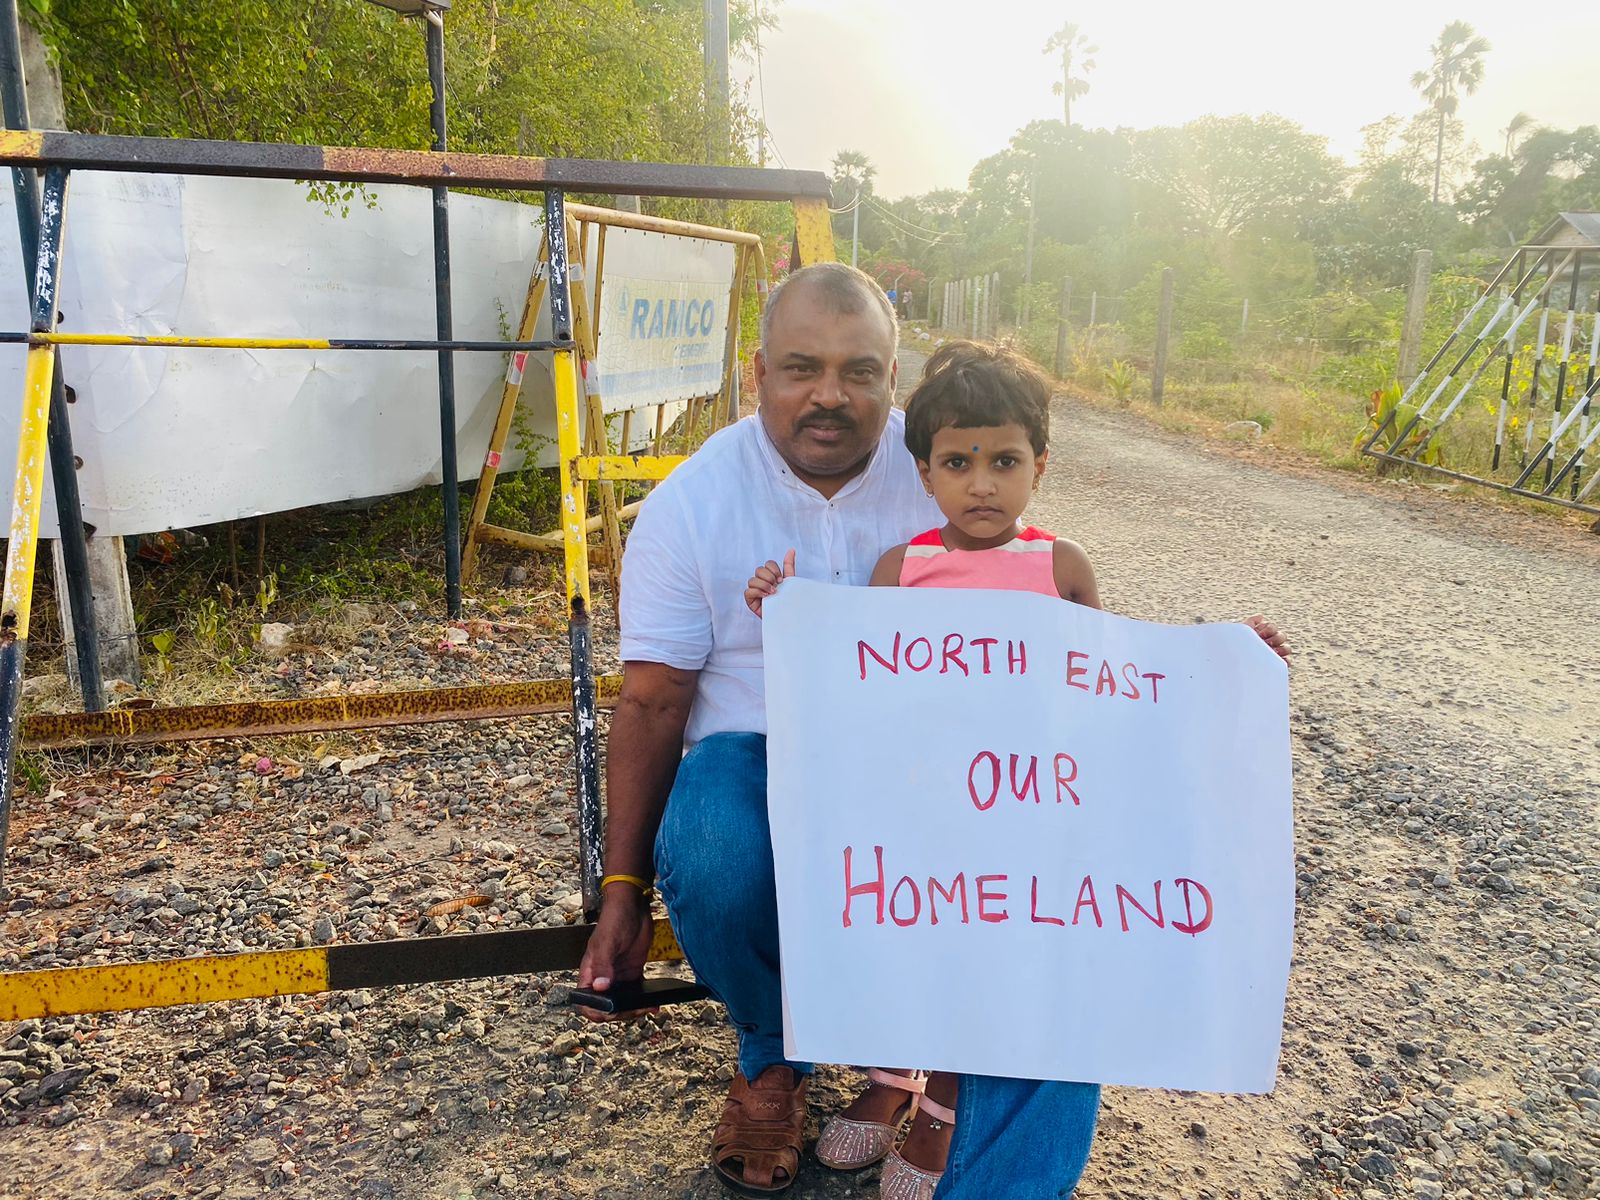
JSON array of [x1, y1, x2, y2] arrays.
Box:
[[577, 263, 1101, 1197]]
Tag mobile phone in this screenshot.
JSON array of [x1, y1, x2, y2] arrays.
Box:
[[564, 977, 711, 1013]]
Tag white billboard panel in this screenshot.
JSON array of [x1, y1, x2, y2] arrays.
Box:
[[0, 174, 735, 537]]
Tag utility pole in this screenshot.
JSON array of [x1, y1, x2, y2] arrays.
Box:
[[851, 180, 861, 268], [704, 1, 729, 162], [1021, 170, 1038, 326]]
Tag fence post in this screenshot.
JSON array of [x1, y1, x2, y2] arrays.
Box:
[[1152, 267, 1175, 405], [1240, 297, 1250, 335], [1054, 276, 1073, 378], [1398, 249, 1433, 386], [1089, 291, 1097, 326], [991, 272, 1001, 335]]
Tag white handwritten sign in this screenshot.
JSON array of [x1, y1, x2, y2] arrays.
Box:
[[763, 579, 1294, 1094]]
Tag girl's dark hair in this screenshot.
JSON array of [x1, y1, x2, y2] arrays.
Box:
[[903, 340, 1052, 461]]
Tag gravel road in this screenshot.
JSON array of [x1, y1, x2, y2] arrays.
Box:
[[1, 377, 1597, 1200]]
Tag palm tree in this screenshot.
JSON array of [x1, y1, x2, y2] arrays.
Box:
[[1043, 22, 1097, 129], [831, 150, 875, 266], [1411, 20, 1490, 203], [831, 149, 875, 198], [1502, 111, 1536, 159]]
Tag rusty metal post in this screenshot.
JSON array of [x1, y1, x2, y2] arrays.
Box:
[[0, 0, 102, 711], [424, 10, 463, 618], [0, 164, 67, 884]]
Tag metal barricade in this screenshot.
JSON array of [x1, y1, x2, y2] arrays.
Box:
[[0, 128, 835, 1017]]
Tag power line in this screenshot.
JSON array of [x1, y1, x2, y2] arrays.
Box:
[[865, 196, 959, 238], [753, 0, 769, 167], [865, 197, 965, 244]]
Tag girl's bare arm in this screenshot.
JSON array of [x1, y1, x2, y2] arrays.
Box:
[[1052, 538, 1102, 609], [869, 544, 908, 587]]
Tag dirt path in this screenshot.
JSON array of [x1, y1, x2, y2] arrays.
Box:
[[2, 388, 1598, 1200]]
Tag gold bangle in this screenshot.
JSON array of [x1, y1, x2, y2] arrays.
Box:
[[600, 873, 653, 894]]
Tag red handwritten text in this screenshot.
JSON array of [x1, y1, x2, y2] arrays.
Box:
[[1064, 651, 1165, 703], [841, 847, 1212, 935], [858, 633, 1030, 681], [967, 750, 1083, 810]]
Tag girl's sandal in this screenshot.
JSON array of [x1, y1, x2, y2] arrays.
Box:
[[815, 1069, 927, 1171], [879, 1093, 956, 1200]]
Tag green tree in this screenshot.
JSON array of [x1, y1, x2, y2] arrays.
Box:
[[1458, 126, 1600, 244], [1042, 22, 1096, 129], [831, 149, 876, 200], [1411, 20, 1490, 204], [1313, 162, 1459, 286], [1502, 111, 1537, 158], [31, 1, 769, 183], [830, 149, 875, 263], [1131, 114, 1343, 240]]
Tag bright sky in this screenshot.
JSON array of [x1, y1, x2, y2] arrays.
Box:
[[741, 0, 1599, 198]]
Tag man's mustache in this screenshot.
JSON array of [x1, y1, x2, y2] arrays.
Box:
[[799, 414, 855, 430]]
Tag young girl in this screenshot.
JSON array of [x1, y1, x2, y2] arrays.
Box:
[[744, 340, 1288, 1200]]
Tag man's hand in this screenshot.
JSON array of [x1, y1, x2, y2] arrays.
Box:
[[575, 887, 657, 1021], [744, 549, 797, 617], [1245, 615, 1291, 662]]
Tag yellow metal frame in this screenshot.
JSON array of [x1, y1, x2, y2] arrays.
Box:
[[0, 918, 684, 1021], [0, 948, 329, 1020], [3, 343, 55, 640], [462, 202, 790, 608]]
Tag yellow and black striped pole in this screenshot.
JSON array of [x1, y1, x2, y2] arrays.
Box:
[[542, 190, 605, 922], [0, 919, 688, 1022], [0, 166, 67, 884]]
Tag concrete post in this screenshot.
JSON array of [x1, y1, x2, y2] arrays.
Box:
[[1398, 249, 1433, 386], [1054, 277, 1073, 378], [1152, 267, 1175, 405], [52, 538, 140, 686]]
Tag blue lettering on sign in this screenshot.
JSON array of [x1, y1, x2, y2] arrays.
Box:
[[626, 296, 721, 339]]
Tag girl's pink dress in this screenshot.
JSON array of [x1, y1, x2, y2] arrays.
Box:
[[897, 525, 1059, 597]]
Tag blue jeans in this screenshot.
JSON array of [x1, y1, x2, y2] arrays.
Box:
[[655, 733, 1101, 1199]]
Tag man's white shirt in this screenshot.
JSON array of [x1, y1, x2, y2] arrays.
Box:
[[619, 409, 941, 746]]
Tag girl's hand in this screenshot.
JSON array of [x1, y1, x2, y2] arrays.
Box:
[[744, 549, 796, 618], [1245, 615, 1290, 662]]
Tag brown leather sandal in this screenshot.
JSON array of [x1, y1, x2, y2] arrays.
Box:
[[711, 1065, 808, 1196]]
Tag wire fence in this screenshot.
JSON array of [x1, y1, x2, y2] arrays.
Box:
[[924, 268, 1460, 404]]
